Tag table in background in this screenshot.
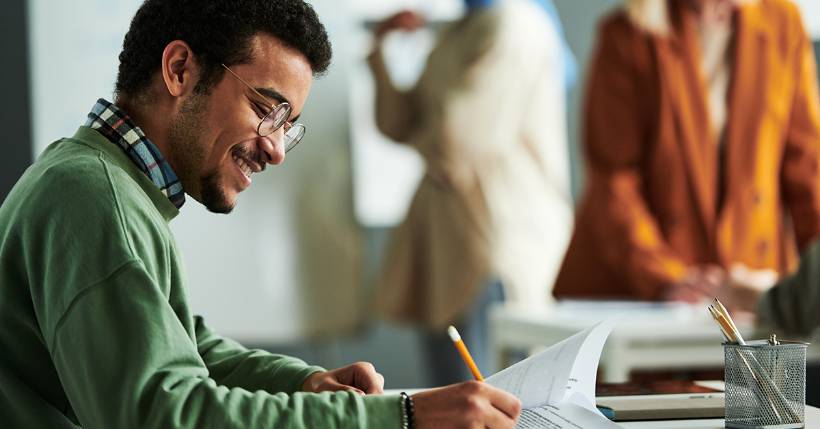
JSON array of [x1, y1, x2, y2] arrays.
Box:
[[489, 301, 820, 383]]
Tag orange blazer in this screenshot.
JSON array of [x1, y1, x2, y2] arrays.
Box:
[[554, 0, 820, 300]]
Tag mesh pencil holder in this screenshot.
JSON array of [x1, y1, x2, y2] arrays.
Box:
[[724, 340, 806, 429]]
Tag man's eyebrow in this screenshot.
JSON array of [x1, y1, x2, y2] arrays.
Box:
[[256, 87, 289, 106], [254, 87, 300, 122]]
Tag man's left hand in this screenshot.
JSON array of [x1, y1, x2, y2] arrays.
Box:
[[301, 362, 385, 395]]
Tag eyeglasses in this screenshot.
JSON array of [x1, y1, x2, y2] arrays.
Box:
[[221, 64, 306, 153]]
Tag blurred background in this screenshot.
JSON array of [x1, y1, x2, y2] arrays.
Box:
[[1, 0, 819, 389]]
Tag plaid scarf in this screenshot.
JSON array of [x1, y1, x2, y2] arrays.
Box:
[[85, 98, 185, 208]]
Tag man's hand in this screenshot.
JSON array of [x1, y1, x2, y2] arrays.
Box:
[[301, 362, 385, 395], [373, 10, 425, 40], [412, 381, 522, 429], [664, 265, 726, 303], [719, 264, 777, 313]]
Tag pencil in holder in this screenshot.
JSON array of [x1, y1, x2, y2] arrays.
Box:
[[724, 340, 806, 429]]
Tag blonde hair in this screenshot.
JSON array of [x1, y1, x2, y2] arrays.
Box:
[[625, 0, 670, 35], [624, 0, 757, 36]]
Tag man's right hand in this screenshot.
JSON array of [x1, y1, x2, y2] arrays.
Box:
[[720, 264, 777, 313], [664, 265, 726, 303], [411, 381, 522, 429]]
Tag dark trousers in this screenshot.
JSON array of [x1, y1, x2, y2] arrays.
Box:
[[423, 280, 505, 387]]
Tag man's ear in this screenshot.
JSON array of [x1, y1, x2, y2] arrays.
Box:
[[161, 40, 198, 97]]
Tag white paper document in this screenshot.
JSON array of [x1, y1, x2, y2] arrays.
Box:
[[487, 321, 621, 428]]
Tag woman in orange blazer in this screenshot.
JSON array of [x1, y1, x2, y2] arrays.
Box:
[[554, 0, 820, 301]]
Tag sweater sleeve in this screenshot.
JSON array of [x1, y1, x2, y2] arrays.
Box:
[[578, 17, 688, 298], [50, 259, 400, 428], [194, 315, 323, 394]]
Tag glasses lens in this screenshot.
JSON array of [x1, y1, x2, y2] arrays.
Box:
[[258, 103, 292, 136], [284, 124, 306, 153]]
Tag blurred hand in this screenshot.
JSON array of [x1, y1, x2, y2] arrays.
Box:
[[664, 265, 726, 303], [301, 362, 385, 395], [373, 10, 425, 39], [412, 381, 521, 429], [718, 264, 777, 313]]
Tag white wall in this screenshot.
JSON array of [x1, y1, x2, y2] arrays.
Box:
[[794, 0, 820, 38], [28, 0, 139, 154]]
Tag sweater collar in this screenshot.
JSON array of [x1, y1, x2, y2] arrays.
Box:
[[71, 125, 181, 222]]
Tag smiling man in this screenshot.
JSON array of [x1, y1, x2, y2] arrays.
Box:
[[0, 0, 521, 428]]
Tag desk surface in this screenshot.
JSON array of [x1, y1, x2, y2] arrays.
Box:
[[387, 390, 819, 427], [619, 405, 820, 428]]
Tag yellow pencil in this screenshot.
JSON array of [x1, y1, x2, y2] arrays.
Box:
[[447, 325, 484, 381]]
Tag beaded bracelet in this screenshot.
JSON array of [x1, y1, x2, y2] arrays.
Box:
[[399, 391, 415, 429]]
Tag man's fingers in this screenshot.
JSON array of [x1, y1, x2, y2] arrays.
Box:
[[339, 384, 365, 395], [347, 386, 366, 395], [468, 385, 519, 429], [461, 382, 520, 425], [345, 362, 384, 394], [320, 379, 365, 395], [489, 388, 522, 420], [484, 405, 518, 429], [363, 372, 385, 394]]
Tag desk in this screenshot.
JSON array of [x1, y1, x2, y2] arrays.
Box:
[[490, 302, 820, 382], [619, 405, 820, 428], [388, 389, 820, 427], [388, 390, 820, 427]]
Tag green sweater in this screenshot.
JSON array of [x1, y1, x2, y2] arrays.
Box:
[[0, 127, 400, 428]]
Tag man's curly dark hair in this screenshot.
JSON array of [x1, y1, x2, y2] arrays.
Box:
[[115, 0, 332, 98]]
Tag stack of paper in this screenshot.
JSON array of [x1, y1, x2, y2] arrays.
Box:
[[487, 321, 621, 428]]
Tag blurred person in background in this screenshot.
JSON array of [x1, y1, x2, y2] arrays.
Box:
[[553, 0, 820, 303], [723, 238, 820, 406], [727, 238, 820, 338], [368, 0, 575, 386]]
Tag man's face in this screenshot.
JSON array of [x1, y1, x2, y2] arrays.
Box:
[[169, 34, 314, 213]]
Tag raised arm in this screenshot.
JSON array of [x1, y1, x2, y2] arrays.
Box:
[[366, 10, 425, 142]]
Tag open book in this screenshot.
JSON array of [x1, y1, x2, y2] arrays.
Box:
[[487, 321, 621, 428]]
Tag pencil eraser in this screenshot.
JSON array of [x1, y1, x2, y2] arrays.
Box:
[[447, 325, 461, 342]]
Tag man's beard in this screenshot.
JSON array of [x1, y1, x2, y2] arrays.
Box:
[[168, 94, 235, 214]]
